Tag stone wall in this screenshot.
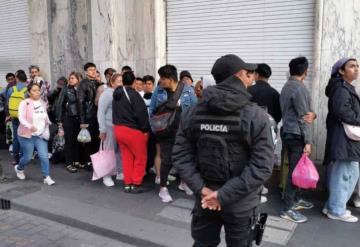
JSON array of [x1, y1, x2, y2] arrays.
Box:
[[48, 0, 91, 81], [27, 0, 52, 83], [90, 0, 165, 79], [27, 0, 166, 83], [312, 0, 360, 161]]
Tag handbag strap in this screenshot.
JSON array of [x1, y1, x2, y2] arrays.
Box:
[[123, 86, 131, 103]]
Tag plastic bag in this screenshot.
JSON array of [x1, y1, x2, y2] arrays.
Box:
[[52, 127, 65, 153], [292, 154, 319, 189], [77, 128, 92, 143], [91, 142, 116, 180]]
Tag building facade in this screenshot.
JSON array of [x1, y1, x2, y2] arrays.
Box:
[[1, 0, 360, 161]]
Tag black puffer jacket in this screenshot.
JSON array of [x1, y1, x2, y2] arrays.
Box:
[[172, 76, 274, 212], [55, 85, 79, 122], [324, 77, 360, 165]]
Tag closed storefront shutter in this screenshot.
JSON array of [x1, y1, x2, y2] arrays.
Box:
[[0, 0, 31, 86], [166, 0, 315, 90]]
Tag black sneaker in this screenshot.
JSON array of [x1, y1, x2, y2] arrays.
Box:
[[123, 185, 132, 193], [131, 185, 150, 194], [292, 199, 314, 210], [280, 209, 307, 223]]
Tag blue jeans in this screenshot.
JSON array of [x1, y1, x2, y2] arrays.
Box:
[[12, 119, 21, 163], [326, 160, 359, 216], [18, 136, 50, 177]]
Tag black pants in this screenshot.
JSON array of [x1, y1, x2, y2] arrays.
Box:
[[84, 117, 100, 163], [192, 200, 257, 247], [64, 115, 81, 165], [159, 138, 175, 187], [282, 136, 305, 211], [146, 133, 157, 173]]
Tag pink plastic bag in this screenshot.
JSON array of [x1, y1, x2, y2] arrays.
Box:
[[292, 154, 319, 189], [91, 142, 117, 181]]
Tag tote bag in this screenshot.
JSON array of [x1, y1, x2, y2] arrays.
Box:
[[91, 142, 117, 180]]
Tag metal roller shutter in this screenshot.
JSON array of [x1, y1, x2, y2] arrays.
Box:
[[166, 0, 315, 90], [0, 0, 31, 87]]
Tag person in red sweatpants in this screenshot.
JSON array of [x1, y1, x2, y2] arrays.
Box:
[[112, 71, 151, 194], [114, 125, 148, 190]]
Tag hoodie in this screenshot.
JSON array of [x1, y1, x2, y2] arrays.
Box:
[[173, 75, 274, 213]]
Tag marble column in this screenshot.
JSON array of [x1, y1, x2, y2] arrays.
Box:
[[48, 0, 91, 82], [90, 0, 164, 78], [312, 0, 360, 161], [27, 0, 52, 83]]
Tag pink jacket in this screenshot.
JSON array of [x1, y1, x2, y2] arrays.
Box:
[[17, 98, 51, 140]]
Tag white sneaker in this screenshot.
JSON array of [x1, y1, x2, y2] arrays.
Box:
[[261, 186, 269, 195], [43, 176, 55, 186], [353, 199, 360, 208], [103, 176, 115, 187], [155, 176, 160, 185], [116, 173, 124, 181], [159, 188, 173, 203], [327, 212, 358, 223], [178, 182, 194, 196], [167, 174, 176, 182], [261, 196, 268, 204], [322, 208, 351, 216], [14, 165, 25, 180]]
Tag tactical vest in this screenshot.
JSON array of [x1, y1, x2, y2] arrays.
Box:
[[189, 105, 250, 183]]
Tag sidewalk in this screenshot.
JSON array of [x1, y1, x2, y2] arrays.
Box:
[[0, 150, 359, 247]]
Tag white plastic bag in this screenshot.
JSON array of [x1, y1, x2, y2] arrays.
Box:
[[77, 128, 92, 143]]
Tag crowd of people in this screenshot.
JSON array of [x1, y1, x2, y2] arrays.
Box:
[[0, 53, 360, 246]]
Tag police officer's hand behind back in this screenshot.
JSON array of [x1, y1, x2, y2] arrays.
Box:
[[201, 187, 221, 211]]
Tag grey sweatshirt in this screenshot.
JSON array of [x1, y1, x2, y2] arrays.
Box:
[[97, 87, 114, 133], [280, 77, 313, 144]]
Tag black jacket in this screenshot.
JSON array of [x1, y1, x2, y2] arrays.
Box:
[[324, 78, 360, 164], [55, 85, 79, 122], [112, 86, 150, 133], [248, 80, 282, 123], [172, 76, 274, 212], [77, 78, 100, 124]]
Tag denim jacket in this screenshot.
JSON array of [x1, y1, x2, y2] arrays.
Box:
[[149, 84, 197, 116]]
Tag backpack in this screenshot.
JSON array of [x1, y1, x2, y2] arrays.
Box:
[[149, 82, 185, 140], [9, 86, 27, 118]]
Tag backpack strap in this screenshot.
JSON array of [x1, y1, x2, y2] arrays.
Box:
[[167, 82, 185, 109], [156, 82, 185, 113]]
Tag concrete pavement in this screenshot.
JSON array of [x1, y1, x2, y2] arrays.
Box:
[[0, 150, 359, 247]]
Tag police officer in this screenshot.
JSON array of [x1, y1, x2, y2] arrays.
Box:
[[173, 54, 274, 247]]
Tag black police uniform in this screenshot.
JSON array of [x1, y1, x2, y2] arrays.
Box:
[[173, 75, 274, 247]]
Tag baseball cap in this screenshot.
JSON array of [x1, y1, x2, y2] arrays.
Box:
[[211, 54, 257, 83]]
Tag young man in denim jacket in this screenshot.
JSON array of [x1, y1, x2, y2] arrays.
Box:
[[150, 65, 197, 203]]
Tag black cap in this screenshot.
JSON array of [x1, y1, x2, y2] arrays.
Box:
[[211, 54, 257, 83], [180, 70, 193, 82]]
